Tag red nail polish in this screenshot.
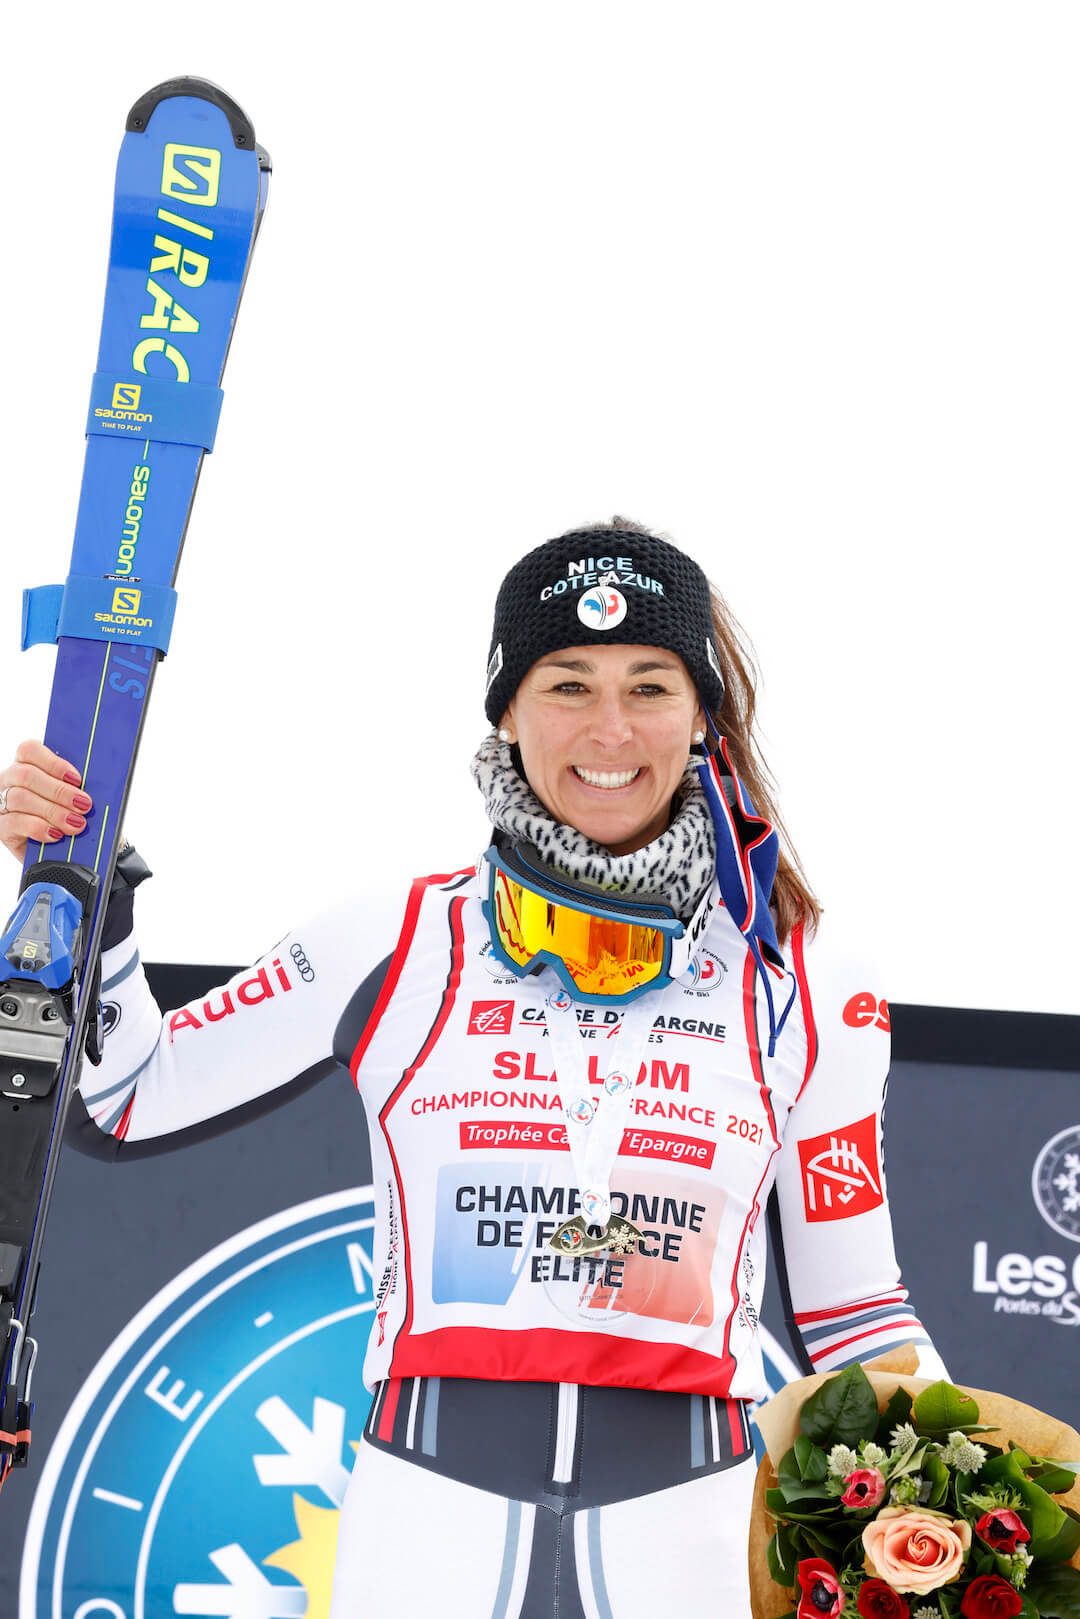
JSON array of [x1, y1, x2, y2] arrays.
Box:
[[72, 793, 92, 811], [63, 771, 82, 786], [66, 814, 85, 830], [49, 827, 63, 839]]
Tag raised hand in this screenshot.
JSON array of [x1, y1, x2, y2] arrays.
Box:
[[0, 740, 93, 865]]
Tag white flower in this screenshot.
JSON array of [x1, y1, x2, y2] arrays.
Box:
[[912, 1607, 940, 1619], [827, 1444, 859, 1477], [890, 1421, 919, 1452], [861, 1442, 887, 1468], [938, 1432, 987, 1473]]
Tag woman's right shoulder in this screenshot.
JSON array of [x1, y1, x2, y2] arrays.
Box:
[[284, 862, 481, 979]]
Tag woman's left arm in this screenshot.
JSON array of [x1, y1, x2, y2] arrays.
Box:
[[772, 920, 950, 1380]]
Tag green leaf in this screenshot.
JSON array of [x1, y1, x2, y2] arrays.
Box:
[[1027, 1463, 1078, 1496], [793, 1434, 830, 1483], [766, 1526, 798, 1586], [765, 1488, 835, 1524], [778, 1446, 833, 1504], [981, 1453, 1080, 1560], [923, 1450, 950, 1508], [1025, 1562, 1080, 1619], [877, 1386, 914, 1445], [912, 1380, 981, 1432], [888, 1442, 930, 1484], [1036, 1506, 1080, 1566], [938, 1588, 963, 1619], [800, 1363, 879, 1449]]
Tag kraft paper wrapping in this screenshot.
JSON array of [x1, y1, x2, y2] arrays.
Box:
[[748, 1347, 1080, 1619]]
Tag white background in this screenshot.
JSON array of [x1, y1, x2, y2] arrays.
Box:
[[0, 4, 1076, 1013]]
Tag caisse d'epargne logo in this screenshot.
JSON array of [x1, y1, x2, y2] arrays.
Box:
[[21, 1188, 377, 1619]]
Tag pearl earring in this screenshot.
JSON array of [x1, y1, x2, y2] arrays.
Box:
[[498, 728, 511, 743], [692, 730, 705, 745]]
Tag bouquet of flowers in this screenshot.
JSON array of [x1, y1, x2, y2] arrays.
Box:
[[749, 1348, 1080, 1619]]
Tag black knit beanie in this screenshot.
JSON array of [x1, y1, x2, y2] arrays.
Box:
[[484, 526, 725, 725]]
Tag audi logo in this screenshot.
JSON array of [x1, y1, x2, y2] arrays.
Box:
[[289, 943, 315, 981]]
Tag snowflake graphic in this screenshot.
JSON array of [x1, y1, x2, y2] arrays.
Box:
[[1054, 1153, 1079, 1213], [1034, 1128, 1080, 1241]]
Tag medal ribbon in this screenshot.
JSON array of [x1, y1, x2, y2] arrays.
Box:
[[542, 982, 659, 1236]]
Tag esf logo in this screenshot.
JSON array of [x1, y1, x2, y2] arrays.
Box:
[[842, 991, 890, 1032], [22, 1188, 378, 1616]]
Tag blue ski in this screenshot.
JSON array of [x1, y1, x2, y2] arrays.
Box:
[[0, 78, 269, 1493]]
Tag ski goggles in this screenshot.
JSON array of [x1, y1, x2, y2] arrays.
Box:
[[482, 839, 699, 1004]]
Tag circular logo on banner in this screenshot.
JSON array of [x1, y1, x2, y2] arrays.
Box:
[[577, 587, 627, 630], [1032, 1126, 1080, 1243], [21, 1188, 378, 1619]]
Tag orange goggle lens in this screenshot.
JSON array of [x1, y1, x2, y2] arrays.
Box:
[[490, 868, 669, 997]]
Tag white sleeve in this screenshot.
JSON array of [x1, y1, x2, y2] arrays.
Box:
[[773, 919, 948, 1378], [79, 895, 372, 1144]]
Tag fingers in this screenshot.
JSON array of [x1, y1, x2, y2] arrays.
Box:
[[14, 738, 84, 787], [1, 740, 92, 865]]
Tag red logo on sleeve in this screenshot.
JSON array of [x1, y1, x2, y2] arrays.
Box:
[[467, 1000, 515, 1035], [798, 1114, 884, 1222], [843, 992, 890, 1031]]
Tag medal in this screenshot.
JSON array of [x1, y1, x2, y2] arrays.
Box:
[[541, 984, 657, 1261], [548, 1212, 644, 1256]]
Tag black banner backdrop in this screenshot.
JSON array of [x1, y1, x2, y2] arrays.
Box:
[[2, 970, 1077, 1613]]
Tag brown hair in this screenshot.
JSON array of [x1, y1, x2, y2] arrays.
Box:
[[604, 517, 821, 945]]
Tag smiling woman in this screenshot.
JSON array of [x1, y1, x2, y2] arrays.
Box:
[[477, 516, 819, 944], [0, 515, 946, 1618], [501, 641, 705, 854]]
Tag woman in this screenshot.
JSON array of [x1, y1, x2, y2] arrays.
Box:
[[1, 520, 944, 1616]]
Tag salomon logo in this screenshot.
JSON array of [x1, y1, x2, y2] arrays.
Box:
[[112, 383, 141, 410], [289, 942, 315, 982], [161, 143, 221, 207]]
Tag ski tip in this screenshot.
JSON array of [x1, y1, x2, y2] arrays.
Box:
[[125, 77, 258, 151]]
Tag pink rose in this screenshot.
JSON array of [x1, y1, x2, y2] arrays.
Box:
[[862, 1507, 972, 1595], [842, 1468, 886, 1510]]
